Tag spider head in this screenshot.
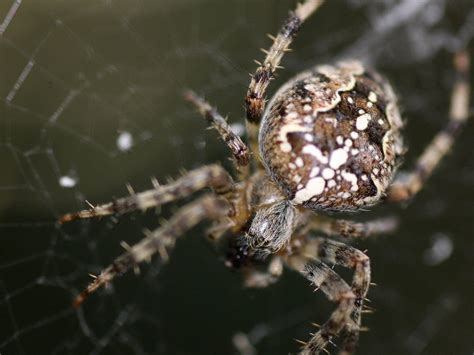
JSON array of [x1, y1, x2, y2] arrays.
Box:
[[259, 61, 404, 212]]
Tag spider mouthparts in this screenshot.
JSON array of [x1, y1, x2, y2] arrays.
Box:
[[294, 338, 307, 346]]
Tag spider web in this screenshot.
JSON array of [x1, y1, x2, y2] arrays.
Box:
[[0, 0, 473, 354]]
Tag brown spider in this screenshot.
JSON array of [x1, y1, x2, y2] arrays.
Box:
[[59, 1, 471, 354]]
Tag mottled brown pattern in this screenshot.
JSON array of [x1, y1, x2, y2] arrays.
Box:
[[260, 62, 404, 211]]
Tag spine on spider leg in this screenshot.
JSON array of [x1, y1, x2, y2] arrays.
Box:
[[59, 190, 150, 223], [183, 89, 251, 167], [245, 16, 300, 124], [295, 260, 356, 355], [298, 237, 372, 354], [245, 0, 325, 124], [72, 195, 230, 307], [59, 201, 116, 223], [59, 164, 234, 223]]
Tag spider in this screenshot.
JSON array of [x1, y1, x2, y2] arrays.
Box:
[[60, 1, 471, 354]]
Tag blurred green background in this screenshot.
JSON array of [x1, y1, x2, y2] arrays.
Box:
[[0, 0, 473, 354]]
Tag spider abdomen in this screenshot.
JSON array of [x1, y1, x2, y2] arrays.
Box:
[[259, 61, 405, 211]]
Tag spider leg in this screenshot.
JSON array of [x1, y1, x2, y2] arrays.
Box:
[[59, 164, 234, 223], [183, 90, 251, 173], [299, 238, 371, 355], [286, 255, 356, 355], [245, 0, 325, 155], [72, 194, 230, 307], [308, 215, 399, 240], [243, 256, 283, 288], [388, 50, 471, 202]]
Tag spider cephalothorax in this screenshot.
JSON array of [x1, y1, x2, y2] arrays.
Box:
[[260, 61, 404, 211], [60, 1, 470, 354]]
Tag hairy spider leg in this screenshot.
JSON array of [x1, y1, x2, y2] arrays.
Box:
[[301, 238, 370, 354], [309, 215, 399, 239], [245, 0, 325, 157], [59, 164, 234, 223], [388, 50, 471, 202], [72, 194, 230, 307], [287, 255, 356, 355], [183, 89, 251, 175]]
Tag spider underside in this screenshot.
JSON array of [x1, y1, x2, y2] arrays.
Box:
[[60, 1, 471, 354]]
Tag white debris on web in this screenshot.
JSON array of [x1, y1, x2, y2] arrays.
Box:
[[117, 131, 134, 152], [422, 233, 453, 266], [59, 175, 78, 188]]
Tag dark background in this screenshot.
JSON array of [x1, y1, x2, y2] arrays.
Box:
[[0, 0, 473, 354]]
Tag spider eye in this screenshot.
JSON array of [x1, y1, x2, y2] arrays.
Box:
[[259, 62, 403, 211]]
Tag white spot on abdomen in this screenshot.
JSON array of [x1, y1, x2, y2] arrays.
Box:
[[322, 168, 335, 179], [292, 177, 326, 204], [310, 167, 320, 177], [302, 145, 328, 164], [281, 143, 292, 152], [368, 91, 377, 102], [356, 113, 371, 130], [278, 123, 310, 153], [329, 148, 348, 169], [341, 171, 359, 191]]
